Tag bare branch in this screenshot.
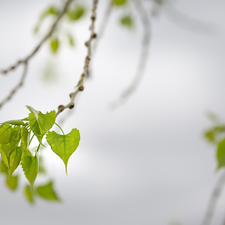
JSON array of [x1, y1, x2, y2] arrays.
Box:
[[110, 0, 152, 109], [0, 62, 28, 109], [201, 171, 225, 225], [0, 0, 73, 109], [55, 0, 99, 118]]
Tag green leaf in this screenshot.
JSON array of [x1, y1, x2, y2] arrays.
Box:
[[67, 5, 85, 21], [120, 15, 133, 28], [0, 159, 8, 175], [36, 181, 60, 201], [0, 126, 21, 166], [21, 127, 30, 153], [38, 156, 45, 174], [68, 33, 75, 47], [217, 139, 225, 169], [0, 120, 26, 126], [0, 123, 12, 144], [113, 0, 127, 6], [6, 175, 18, 191], [21, 151, 38, 190], [27, 106, 56, 145], [41, 6, 59, 20], [50, 37, 59, 54], [9, 147, 22, 177], [46, 128, 80, 174], [24, 185, 34, 204]]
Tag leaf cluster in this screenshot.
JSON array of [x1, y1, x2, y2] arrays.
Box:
[[0, 106, 80, 203]]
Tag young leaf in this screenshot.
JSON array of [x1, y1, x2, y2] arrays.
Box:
[[6, 175, 18, 191], [46, 128, 80, 174], [21, 151, 38, 190], [27, 106, 56, 145], [24, 185, 34, 204], [36, 181, 60, 201], [21, 127, 30, 153], [67, 33, 75, 47], [120, 15, 133, 28], [0, 159, 8, 175], [113, 0, 127, 6], [0, 126, 21, 167], [40, 6, 59, 20], [0, 123, 12, 144], [50, 37, 59, 54], [9, 147, 22, 177], [67, 5, 85, 21], [217, 139, 225, 169]]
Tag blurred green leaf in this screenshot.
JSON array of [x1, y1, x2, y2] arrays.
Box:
[[120, 15, 133, 28], [67, 5, 85, 21], [46, 128, 80, 174], [113, 0, 127, 6], [38, 156, 45, 174], [24, 185, 34, 204], [21, 151, 38, 191], [41, 6, 58, 20], [50, 37, 60, 54], [0, 160, 8, 175], [37, 181, 60, 201], [6, 175, 18, 191], [217, 139, 225, 169], [67, 33, 75, 47], [204, 126, 225, 144]]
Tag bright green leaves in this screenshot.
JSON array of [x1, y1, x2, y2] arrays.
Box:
[[67, 5, 85, 21], [46, 129, 80, 174], [9, 147, 22, 177], [6, 175, 18, 191], [36, 181, 60, 201], [21, 151, 38, 191], [120, 15, 133, 28], [67, 33, 75, 47], [50, 37, 60, 54], [21, 127, 29, 153], [0, 105, 80, 204], [217, 139, 225, 169], [27, 105, 56, 145], [113, 0, 127, 6]]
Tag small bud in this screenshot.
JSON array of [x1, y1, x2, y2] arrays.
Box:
[[58, 105, 64, 112], [69, 103, 75, 109], [81, 73, 85, 77], [79, 86, 84, 91], [2, 70, 8, 74], [92, 33, 97, 39], [91, 16, 96, 21], [85, 41, 89, 47]]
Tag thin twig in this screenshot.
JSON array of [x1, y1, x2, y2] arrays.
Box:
[[0, 0, 73, 109], [0, 62, 28, 108], [201, 171, 225, 225], [55, 0, 99, 118], [110, 0, 151, 109]]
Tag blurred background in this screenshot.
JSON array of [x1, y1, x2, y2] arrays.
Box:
[[0, 0, 225, 224]]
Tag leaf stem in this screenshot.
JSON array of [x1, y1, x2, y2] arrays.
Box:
[[29, 134, 35, 145], [36, 144, 41, 153], [54, 123, 65, 135]]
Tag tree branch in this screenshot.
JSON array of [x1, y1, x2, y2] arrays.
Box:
[[0, 0, 74, 109], [110, 0, 151, 109], [201, 171, 225, 225], [55, 0, 99, 118]]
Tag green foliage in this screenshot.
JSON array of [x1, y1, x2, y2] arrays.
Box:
[[67, 33, 75, 47], [113, 0, 127, 6], [0, 105, 80, 204], [36, 181, 60, 201], [50, 37, 60, 54], [217, 139, 225, 169], [24, 185, 34, 204], [67, 5, 85, 21], [46, 128, 80, 174], [120, 15, 133, 28], [21, 151, 38, 191], [6, 175, 18, 191]]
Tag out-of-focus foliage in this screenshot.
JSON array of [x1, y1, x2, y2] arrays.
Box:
[[120, 15, 133, 28], [113, 0, 127, 6]]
